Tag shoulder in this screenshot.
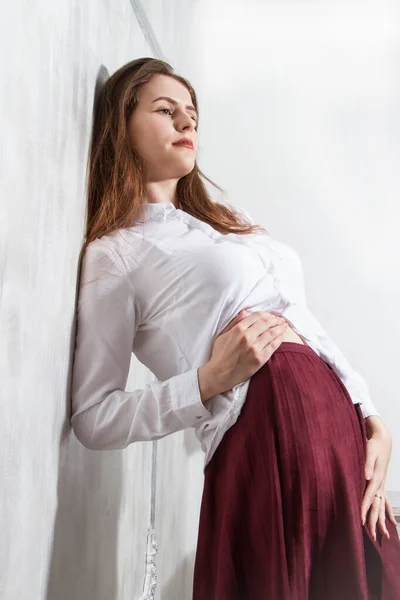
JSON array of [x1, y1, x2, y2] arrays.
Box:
[[82, 237, 121, 272], [267, 236, 303, 265], [219, 199, 255, 225], [83, 229, 142, 274]]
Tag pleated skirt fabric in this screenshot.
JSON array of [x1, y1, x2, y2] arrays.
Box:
[[192, 342, 400, 600]]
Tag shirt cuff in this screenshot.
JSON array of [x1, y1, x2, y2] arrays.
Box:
[[168, 368, 212, 428], [358, 396, 381, 420]]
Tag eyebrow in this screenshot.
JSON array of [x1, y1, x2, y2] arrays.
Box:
[[151, 96, 197, 116]]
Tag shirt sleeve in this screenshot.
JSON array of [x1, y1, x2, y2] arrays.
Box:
[[291, 257, 381, 420], [70, 239, 212, 451], [301, 305, 380, 419], [225, 200, 380, 420]]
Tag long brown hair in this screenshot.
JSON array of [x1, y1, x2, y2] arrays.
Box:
[[84, 57, 267, 251]]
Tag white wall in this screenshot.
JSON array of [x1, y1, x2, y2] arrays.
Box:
[[0, 1, 174, 598], [193, 1, 400, 492], [1, 1, 398, 599]]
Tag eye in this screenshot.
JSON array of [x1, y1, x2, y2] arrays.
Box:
[[158, 108, 198, 127], [158, 107, 173, 116]]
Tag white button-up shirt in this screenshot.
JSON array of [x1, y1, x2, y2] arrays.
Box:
[[70, 200, 379, 470]]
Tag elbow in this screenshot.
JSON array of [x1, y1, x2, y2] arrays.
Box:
[[70, 410, 130, 451], [71, 413, 106, 450]]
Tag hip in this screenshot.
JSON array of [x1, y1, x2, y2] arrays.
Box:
[[204, 341, 366, 474]]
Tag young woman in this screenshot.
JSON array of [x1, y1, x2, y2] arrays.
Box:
[[70, 57, 400, 599]]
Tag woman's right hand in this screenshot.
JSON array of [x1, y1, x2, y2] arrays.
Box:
[[198, 309, 288, 401]]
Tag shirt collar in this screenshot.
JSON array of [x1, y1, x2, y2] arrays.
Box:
[[136, 201, 177, 223]]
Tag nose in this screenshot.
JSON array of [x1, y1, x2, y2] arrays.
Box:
[[177, 112, 196, 133]]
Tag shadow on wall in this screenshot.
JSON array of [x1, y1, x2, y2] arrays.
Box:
[[45, 435, 123, 600], [46, 64, 123, 600]]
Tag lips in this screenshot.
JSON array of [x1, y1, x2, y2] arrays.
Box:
[[172, 139, 194, 149]]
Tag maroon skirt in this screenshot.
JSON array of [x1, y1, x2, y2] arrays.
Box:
[[193, 342, 400, 600]]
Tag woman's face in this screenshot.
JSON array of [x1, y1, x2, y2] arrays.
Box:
[[127, 74, 198, 183]]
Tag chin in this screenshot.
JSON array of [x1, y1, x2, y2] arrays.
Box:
[[175, 161, 196, 178]]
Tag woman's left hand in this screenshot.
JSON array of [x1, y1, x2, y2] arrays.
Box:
[[361, 418, 396, 540]]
